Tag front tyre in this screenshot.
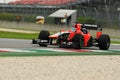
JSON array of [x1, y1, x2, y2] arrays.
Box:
[[98, 34, 110, 50], [38, 30, 50, 47]]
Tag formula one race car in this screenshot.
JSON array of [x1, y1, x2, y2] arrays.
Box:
[[32, 23, 110, 50]]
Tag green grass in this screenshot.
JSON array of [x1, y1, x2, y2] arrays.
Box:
[[0, 31, 120, 44], [111, 41, 120, 44], [0, 31, 38, 39]]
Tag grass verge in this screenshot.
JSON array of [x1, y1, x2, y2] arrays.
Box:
[[111, 41, 120, 44], [0, 31, 38, 39], [0, 31, 120, 44]]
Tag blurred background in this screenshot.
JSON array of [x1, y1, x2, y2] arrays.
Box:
[[0, 0, 120, 29]]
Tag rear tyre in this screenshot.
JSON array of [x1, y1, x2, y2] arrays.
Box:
[[73, 34, 84, 49], [98, 34, 110, 50], [38, 30, 50, 47]]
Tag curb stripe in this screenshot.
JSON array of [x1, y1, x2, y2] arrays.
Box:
[[0, 48, 120, 53], [0, 50, 9, 52]]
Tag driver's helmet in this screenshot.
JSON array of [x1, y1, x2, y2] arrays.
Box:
[[74, 23, 82, 30]]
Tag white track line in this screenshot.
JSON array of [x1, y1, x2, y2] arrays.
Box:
[[0, 48, 35, 52]]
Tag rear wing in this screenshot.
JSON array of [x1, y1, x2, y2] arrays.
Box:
[[81, 24, 102, 31]]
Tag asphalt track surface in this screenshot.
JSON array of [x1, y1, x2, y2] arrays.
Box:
[[0, 38, 120, 50]]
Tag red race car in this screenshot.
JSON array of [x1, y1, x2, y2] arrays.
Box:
[[32, 23, 110, 50]]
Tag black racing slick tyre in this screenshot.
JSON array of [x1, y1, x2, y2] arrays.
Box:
[[38, 30, 50, 47], [73, 34, 84, 49], [98, 34, 110, 50], [38, 30, 50, 40]]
